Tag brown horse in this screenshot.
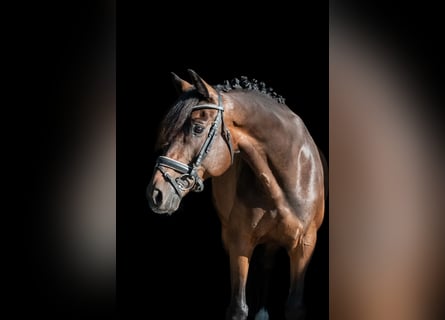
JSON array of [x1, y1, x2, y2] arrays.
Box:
[[147, 70, 326, 320]]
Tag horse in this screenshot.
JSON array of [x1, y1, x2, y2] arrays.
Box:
[[147, 69, 326, 320]]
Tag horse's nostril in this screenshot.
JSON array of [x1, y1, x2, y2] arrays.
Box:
[[152, 188, 163, 206]]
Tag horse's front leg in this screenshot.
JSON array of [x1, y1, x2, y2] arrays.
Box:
[[224, 230, 254, 320], [286, 223, 317, 320]]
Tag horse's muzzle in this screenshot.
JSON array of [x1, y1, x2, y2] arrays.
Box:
[[147, 182, 181, 214]]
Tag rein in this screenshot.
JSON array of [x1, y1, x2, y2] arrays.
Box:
[[155, 92, 234, 196]]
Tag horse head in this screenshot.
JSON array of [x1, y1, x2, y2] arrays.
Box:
[[147, 70, 234, 214]]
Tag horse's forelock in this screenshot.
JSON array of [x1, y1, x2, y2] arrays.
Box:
[[156, 92, 200, 150]]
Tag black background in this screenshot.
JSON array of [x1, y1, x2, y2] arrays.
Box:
[[117, 3, 328, 320]]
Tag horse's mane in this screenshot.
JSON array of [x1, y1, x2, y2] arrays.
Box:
[[156, 76, 285, 150], [215, 76, 286, 104]]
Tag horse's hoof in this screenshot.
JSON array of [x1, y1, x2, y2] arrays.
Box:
[[254, 308, 269, 320]]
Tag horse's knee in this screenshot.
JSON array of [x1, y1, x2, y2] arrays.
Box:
[[300, 224, 317, 249]]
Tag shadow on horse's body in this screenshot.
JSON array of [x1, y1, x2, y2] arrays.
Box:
[[147, 70, 326, 320]]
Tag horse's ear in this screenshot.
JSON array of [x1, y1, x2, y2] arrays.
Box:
[[171, 72, 193, 94], [187, 69, 217, 100]]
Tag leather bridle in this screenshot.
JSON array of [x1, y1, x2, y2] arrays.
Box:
[[155, 92, 234, 196]]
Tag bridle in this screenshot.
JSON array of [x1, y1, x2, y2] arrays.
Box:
[[155, 92, 234, 197]]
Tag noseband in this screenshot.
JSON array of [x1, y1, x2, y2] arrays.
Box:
[[155, 92, 234, 197]]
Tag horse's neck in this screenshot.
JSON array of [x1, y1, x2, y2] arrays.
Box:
[[227, 92, 305, 202], [228, 92, 294, 142]]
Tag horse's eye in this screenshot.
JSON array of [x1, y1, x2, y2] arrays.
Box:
[[193, 125, 205, 135]]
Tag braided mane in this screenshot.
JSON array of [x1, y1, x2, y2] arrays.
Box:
[[215, 76, 286, 104]]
